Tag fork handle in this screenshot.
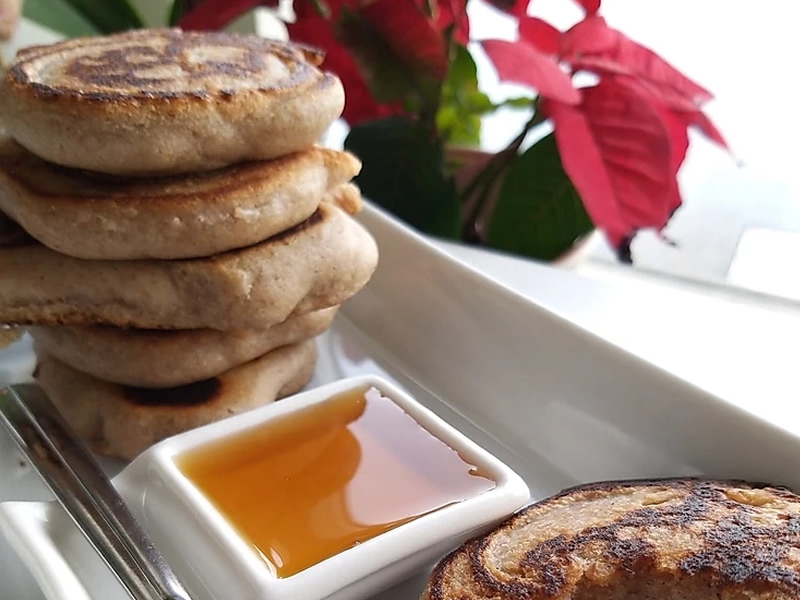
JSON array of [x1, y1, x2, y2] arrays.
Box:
[[0, 384, 192, 600]]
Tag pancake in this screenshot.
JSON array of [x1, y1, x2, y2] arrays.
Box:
[[34, 340, 317, 460], [0, 202, 378, 330], [0, 209, 29, 246], [0, 29, 345, 176], [422, 478, 800, 600], [29, 306, 339, 387], [0, 133, 362, 259]]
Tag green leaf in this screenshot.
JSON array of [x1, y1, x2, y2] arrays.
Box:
[[23, 0, 100, 37], [345, 116, 461, 239], [445, 42, 478, 89], [499, 96, 535, 109], [168, 0, 187, 25], [486, 133, 594, 261], [437, 45, 495, 145], [437, 106, 482, 146], [71, 0, 145, 32]]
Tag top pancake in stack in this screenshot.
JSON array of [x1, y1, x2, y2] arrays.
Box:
[[1, 28, 345, 176], [0, 29, 379, 459]]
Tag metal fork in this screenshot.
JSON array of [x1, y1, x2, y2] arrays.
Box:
[[0, 384, 193, 600]]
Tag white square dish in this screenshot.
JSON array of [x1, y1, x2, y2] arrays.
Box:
[[0, 376, 529, 600], [115, 375, 527, 600], [3, 203, 800, 600]]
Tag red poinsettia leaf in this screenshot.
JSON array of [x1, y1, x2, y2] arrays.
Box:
[[577, 62, 701, 114], [560, 16, 617, 57], [610, 76, 689, 175], [541, 97, 626, 243], [562, 17, 713, 108], [613, 34, 712, 104], [361, 0, 448, 80], [543, 78, 676, 247], [679, 109, 730, 150], [655, 105, 689, 174], [604, 76, 730, 223], [611, 73, 728, 152], [287, 2, 400, 124], [482, 39, 580, 105], [650, 99, 689, 223], [487, 0, 529, 19], [178, 0, 266, 30], [519, 17, 561, 55], [571, 0, 601, 15], [433, 0, 470, 44]]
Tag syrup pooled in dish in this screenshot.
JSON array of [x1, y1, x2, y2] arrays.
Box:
[[175, 386, 496, 577]]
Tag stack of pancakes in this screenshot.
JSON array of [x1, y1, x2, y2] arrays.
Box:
[[0, 29, 378, 459]]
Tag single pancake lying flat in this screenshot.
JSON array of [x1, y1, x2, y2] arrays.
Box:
[[29, 306, 339, 387], [0, 29, 344, 175], [0, 202, 378, 330], [0, 134, 362, 259], [35, 341, 317, 460], [422, 478, 800, 600]]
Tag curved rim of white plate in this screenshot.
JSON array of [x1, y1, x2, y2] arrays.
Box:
[[0, 501, 93, 600], [355, 201, 800, 452]]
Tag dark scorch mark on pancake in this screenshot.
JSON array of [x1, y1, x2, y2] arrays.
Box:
[[123, 377, 222, 406]]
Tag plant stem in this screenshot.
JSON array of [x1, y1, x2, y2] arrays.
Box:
[[460, 107, 545, 242]]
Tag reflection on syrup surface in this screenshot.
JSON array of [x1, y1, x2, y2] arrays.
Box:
[[175, 386, 496, 578]]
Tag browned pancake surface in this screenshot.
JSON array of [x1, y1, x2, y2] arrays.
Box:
[[7, 28, 326, 101], [35, 341, 317, 460], [423, 478, 800, 600], [0, 202, 378, 330], [0, 133, 362, 259], [0, 29, 345, 175], [29, 306, 339, 387]]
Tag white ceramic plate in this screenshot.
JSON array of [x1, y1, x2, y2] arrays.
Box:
[[3, 203, 800, 600], [1, 375, 530, 600]]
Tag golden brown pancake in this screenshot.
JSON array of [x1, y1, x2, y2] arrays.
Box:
[[422, 478, 800, 600], [29, 306, 339, 388], [35, 341, 317, 460], [0, 202, 378, 330], [0, 133, 362, 259], [0, 29, 345, 175]]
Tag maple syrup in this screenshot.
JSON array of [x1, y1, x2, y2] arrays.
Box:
[[175, 385, 495, 578]]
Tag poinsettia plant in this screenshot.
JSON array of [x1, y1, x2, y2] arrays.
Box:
[[30, 0, 727, 262]]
